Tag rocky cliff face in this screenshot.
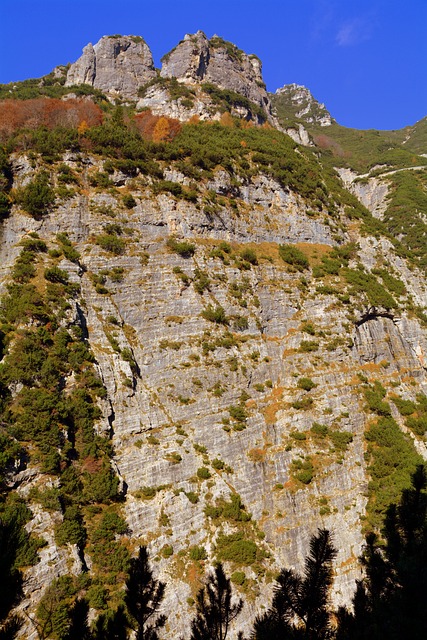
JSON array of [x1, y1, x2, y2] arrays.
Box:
[[2, 144, 427, 638], [65, 35, 156, 98]]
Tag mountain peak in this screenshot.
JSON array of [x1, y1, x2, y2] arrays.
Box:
[[64, 32, 273, 124], [274, 83, 333, 127], [65, 34, 156, 98]]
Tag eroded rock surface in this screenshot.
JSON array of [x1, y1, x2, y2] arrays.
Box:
[[65, 35, 156, 97]]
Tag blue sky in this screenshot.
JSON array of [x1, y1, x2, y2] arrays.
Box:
[[0, 0, 426, 130]]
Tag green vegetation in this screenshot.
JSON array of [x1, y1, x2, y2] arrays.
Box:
[[189, 546, 207, 561], [0, 75, 106, 101], [297, 377, 316, 391], [382, 170, 427, 272], [16, 170, 55, 217], [291, 457, 314, 484], [393, 393, 427, 437], [216, 532, 261, 565], [95, 233, 126, 255], [278, 243, 309, 270], [201, 304, 228, 324], [166, 236, 196, 257], [343, 268, 397, 309], [365, 409, 422, 529], [205, 494, 251, 523], [0, 244, 126, 614], [201, 83, 266, 122]]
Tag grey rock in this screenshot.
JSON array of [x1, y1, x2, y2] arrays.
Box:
[[160, 31, 273, 121], [275, 83, 333, 127], [66, 35, 156, 98]]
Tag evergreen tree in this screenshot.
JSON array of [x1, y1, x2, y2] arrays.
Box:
[[64, 599, 92, 640], [336, 464, 427, 640], [0, 616, 22, 640], [92, 606, 128, 640], [0, 517, 23, 639], [190, 562, 243, 640], [124, 546, 166, 640], [252, 529, 336, 640]]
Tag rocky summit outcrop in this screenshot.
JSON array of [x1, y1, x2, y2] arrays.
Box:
[[274, 83, 333, 127], [160, 31, 271, 113], [65, 31, 274, 124], [65, 35, 156, 98]]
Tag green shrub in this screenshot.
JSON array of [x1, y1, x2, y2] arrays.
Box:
[[364, 382, 391, 416], [193, 269, 210, 294], [56, 233, 80, 262], [55, 505, 86, 548], [88, 171, 112, 187], [291, 431, 307, 441], [216, 532, 259, 565], [17, 171, 55, 217], [234, 316, 249, 331], [291, 457, 314, 484], [299, 340, 319, 353], [228, 405, 247, 422], [311, 422, 329, 437], [136, 486, 156, 499], [365, 415, 423, 529], [122, 193, 137, 209], [185, 491, 199, 504], [197, 467, 211, 480], [240, 247, 258, 265], [343, 268, 397, 309], [393, 397, 416, 416], [166, 236, 195, 258], [222, 494, 251, 522], [297, 377, 316, 391], [201, 304, 228, 324], [212, 458, 225, 470], [95, 234, 125, 255], [279, 244, 309, 270], [291, 397, 314, 410], [44, 266, 69, 284], [189, 545, 207, 561], [161, 544, 173, 558], [301, 322, 316, 335], [329, 431, 353, 451], [231, 571, 246, 586]]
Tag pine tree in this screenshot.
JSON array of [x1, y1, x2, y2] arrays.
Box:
[[190, 562, 243, 640], [336, 464, 427, 640], [252, 529, 337, 640], [124, 546, 166, 640], [0, 516, 23, 639], [92, 606, 128, 640], [64, 599, 92, 640]]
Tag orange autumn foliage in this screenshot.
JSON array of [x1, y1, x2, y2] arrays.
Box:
[[0, 97, 103, 139], [134, 110, 181, 142], [219, 112, 234, 127]]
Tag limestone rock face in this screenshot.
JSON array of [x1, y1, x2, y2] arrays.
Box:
[[65, 35, 156, 97], [160, 31, 273, 117], [275, 83, 333, 127], [3, 145, 427, 638]]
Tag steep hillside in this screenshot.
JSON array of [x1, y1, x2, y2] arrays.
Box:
[[0, 33, 427, 640]]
